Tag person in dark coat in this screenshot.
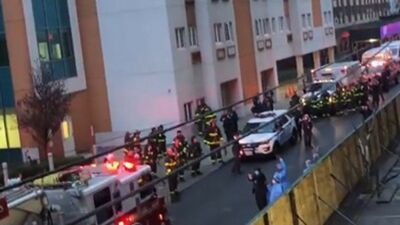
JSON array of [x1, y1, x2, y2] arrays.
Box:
[[251, 96, 264, 115], [301, 114, 313, 148], [220, 108, 239, 141], [231, 133, 242, 174], [188, 136, 203, 176], [249, 168, 267, 210]]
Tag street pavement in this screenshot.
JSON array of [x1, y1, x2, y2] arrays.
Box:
[[167, 84, 400, 225]]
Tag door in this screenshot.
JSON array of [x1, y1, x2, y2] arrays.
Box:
[[220, 79, 239, 107]]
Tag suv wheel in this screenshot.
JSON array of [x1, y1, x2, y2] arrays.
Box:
[[290, 129, 298, 145], [272, 143, 280, 154]]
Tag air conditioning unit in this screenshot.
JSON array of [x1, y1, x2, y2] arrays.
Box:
[[303, 31, 309, 41], [257, 40, 265, 51]]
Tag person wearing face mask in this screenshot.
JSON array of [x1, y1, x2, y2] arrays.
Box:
[[231, 133, 242, 174], [269, 175, 285, 203], [248, 168, 267, 210], [273, 156, 289, 191]]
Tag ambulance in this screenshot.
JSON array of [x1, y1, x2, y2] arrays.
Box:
[[361, 46, 392, 73], [0, 155, 170, 225], [301, 61, 363, 105]]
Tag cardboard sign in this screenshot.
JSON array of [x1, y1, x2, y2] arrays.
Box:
[[0, 197, 9, 220]]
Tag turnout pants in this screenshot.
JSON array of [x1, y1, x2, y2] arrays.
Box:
[[209, 144, 222, 163]]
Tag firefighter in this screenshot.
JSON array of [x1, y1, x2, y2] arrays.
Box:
[[133, 130, 142, 151], [175, 130, 186, 145], [156, 125, 166, 157], [165, 148, 179, 199], [149, 127, 158, 149], [301, 114, 313, 148], [201, 99, 216, 129], [262, 91, 274, 111], [194, 103, 204, 136], [329, 91, 339, 116], [143, 141, 158, 173], [188, 136, 202, 176], [309, 97, 320, 118], [289, 92, 300, 108], [173, 138, 188, 182], [320, 91, 330, 117], [204, 119, 224, 164], [124, 131, 134, 153]]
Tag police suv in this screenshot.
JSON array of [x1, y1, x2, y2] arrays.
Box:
[[239, 110, 297, 158]]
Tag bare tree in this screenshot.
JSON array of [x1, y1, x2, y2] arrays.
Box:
[[17, 68, 72, 161]]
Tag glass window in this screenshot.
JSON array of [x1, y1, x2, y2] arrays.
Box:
[[0, 2, 4, 32], [0, 34, 9, 67], [0, 109, 22, 150], [58, 0, 70, 27], [243, 122, 275, 134], [32, 0, 77, 79], [93, 188, 114, 224], [44, 0, 59, 28], [49, 30, 62, 60], [32, 0, 46, 29]]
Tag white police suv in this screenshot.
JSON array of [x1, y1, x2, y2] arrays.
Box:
[[239, 110, 298, 158]]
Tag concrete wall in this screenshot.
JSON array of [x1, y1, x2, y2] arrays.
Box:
[[96, 0, 181, 132]]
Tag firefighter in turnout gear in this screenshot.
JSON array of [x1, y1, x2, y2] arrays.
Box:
[[165, 148, 179, 200], [156, 125, 166, 157], [204, 119, 224, 164], [195, 99, 216, 135], [143, 142, 158, 173], [133, 130, 142, 151], [188, 136, 203, 177], [149, 127, 158, 148], [173, 138, 188, 182]]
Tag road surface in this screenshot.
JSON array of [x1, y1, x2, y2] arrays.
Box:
[[167, 84, 400, 225]]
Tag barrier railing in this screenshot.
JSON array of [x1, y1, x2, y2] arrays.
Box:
[[247, 92, 400, 225]]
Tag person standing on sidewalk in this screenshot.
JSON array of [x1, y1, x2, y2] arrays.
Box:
[[220, 108, 238, 142], [204, 120, 224, 165], [188, 136, 203, 177], [231, 133, 242, 174], [301, 114, 313, 148], [249, 168, 267, 210], [143, 141, 158, 173], [156, 125, 166, 158], [165, 148, 179, 200]]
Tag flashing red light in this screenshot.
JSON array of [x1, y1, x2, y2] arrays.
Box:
[[123, 161, 135, 170], [117, 222, 125, 225], [127, 215, 134, 222], [159, 213, 164, 221]]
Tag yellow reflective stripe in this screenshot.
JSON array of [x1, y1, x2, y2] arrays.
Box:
[[209, 133, 218, 137]]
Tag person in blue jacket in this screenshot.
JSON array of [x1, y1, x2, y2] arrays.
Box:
[[273, 156, 289, 191], [268, 175, 284, 204]]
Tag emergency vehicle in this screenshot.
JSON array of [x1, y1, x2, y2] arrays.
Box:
[[239, 110, 297, 158], [0, 155, 170, 225], [0, 187, 49, 225], [301, 61, 363, 106], [361, 46, 392, 73]]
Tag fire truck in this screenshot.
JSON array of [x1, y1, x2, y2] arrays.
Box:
[[0, 154, 170, 225]]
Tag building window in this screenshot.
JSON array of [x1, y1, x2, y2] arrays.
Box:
[[263, 18, 271, 34], [224, 22, 231, 41], [184, 102, 193, 122], [302, 14, 306, 28], [214, 23, 222, 43], [32, 0, 77, 80], [285, 16, 291, 31], [229, 21, 235, 41], [279, 16, 284, 31], [188, 26, 198, 46], [0, 33, 8, 67], [271, 17, 276, 33], [307, 13, 312, 27], [255, 20, 260, 36], [175, 27, 185, 48]]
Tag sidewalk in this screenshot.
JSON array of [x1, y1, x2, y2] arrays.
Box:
[[326, 139, 400, 225]]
